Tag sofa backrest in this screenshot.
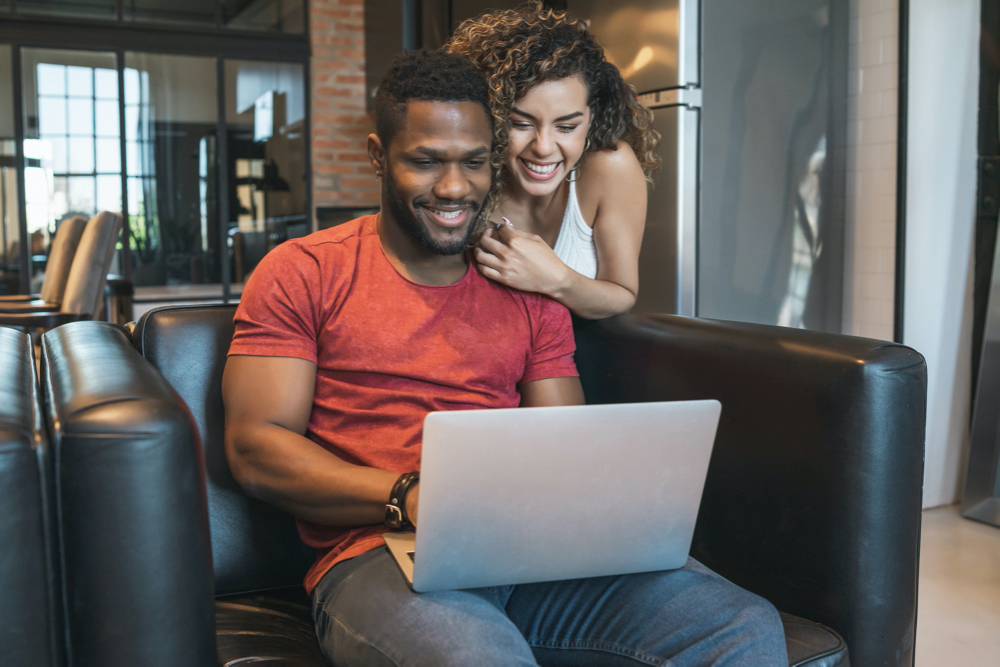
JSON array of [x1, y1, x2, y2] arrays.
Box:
[[572, 313, 925, 667], [0, 328, 60, 667], [132, 304, 315, 596]]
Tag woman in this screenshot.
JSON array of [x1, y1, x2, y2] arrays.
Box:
[[446, 3, 659, 319]]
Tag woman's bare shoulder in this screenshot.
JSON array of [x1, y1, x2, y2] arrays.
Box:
[[577, 141, 646, 212], [582, 141, 643, 178]]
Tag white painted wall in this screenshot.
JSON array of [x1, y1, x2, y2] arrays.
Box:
[[904, 0, 979, 508]]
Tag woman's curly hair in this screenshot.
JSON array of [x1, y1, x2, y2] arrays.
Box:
[[445, 1, 660, 223]]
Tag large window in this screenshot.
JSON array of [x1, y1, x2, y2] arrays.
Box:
[[0, 2, 309, 302], [21, 49, 120, 290]]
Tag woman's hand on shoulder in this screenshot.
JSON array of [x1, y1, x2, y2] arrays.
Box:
[[474, 220, 571, 297]]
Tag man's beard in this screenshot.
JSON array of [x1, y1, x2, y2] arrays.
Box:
[[383, 166, 481, 256]]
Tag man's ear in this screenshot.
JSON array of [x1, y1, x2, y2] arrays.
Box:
[[368, 133, 385, 177]]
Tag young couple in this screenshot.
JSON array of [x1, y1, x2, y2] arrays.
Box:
[[223, 5, 787, 666]]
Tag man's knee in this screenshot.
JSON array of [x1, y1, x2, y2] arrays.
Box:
[[317, 605, 538, 667], [730, 589, 785, 642], [654, 561, 788, 663], [712, 586, 787, 664], [313, 553, 537, 667]]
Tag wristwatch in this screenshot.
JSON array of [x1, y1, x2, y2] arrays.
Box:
[[385, 471, 419, 529]]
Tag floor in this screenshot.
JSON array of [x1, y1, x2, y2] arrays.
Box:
[[915, 504, 1000, 666]]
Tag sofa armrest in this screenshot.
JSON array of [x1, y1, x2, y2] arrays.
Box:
[[0, 328, 61, 667], [573, 314, 926, 667], [41, 322, 215, 667]]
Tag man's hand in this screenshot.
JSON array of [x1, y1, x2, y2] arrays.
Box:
[[474, 221, 572, 296], [404, 482, 420, 526]]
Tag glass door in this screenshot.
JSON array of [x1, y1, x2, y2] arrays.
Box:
[[224, 58, 306, 295], [124, 52, 220, 299]]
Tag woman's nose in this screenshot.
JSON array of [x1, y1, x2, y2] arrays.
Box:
[[532, 128, 555, 156]]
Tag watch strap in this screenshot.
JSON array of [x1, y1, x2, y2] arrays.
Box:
[[385, 471, 419, 529]]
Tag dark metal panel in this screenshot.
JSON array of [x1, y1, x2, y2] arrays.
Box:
[[973, 0, 1000, 394], [116, 49, 130, 282], [635, 105, 680, 315], [216, 57, 230, 304], [894, 0, 909, 344], [364, 0, 451, 112], [963, 214, 1000, 527], [964, 0, 1000, 528], [12, 44, 28, 294], [632, 101, 700, 318], [0, 16, 309, 61], [364, 0, 404, 112], [303, 50, 313, 232]]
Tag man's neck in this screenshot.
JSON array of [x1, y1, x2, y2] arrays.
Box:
[[376, 212, 469, 286]]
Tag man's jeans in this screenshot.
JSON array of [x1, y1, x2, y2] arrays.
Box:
[[311, 547, 788, 666]]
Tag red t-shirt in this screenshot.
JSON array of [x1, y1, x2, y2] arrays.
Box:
[[229, 215, 578, 593]]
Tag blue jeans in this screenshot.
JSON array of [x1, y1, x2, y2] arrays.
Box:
[[311, 547, 787, 666]]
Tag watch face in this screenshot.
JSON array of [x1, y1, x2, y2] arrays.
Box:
[[385, 504, 404, 528]]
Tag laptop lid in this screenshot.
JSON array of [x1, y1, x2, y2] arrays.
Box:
[[408, 400, 721, 592]]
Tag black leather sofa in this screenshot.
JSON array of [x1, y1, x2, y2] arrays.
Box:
[[0, 328, 61, 667], [34, 305, 927, 667]]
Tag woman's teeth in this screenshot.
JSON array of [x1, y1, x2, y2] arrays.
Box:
[[524, 160, 559, 174]]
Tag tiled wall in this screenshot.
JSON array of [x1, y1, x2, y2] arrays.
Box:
[[843, 0, 899, 340], [310, 0, 379, 212]]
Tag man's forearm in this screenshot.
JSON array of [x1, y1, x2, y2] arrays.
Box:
[[226, 422, 398, 526]]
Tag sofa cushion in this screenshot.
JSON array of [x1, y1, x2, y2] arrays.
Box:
[[215, 589, 327, 667], [782, 613, 849, 666]]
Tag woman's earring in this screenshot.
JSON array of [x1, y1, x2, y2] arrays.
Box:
[[566, 138, 591, 182]]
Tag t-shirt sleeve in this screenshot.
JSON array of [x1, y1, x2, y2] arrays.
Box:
[[229, 240, 323, 364], [519, 295, 579, 385]]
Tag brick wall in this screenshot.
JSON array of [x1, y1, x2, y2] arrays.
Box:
[[310, 0, 379, 217], [842, 0, 899, 340]]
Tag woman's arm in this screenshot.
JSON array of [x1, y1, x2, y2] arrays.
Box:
[[475, 143, 647, 319]]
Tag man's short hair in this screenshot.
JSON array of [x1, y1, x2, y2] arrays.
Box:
[[374, 49, 493, 149]]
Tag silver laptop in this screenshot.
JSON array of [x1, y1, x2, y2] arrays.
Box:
[[383, 400, 721, 593]]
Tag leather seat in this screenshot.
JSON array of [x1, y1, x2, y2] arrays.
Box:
[[40, 306, 927, 666]]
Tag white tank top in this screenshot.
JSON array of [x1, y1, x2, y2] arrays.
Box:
[[552, 179, 598, 279]]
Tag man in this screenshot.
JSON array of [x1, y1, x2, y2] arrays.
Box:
[[224, 50, 787, 666]]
